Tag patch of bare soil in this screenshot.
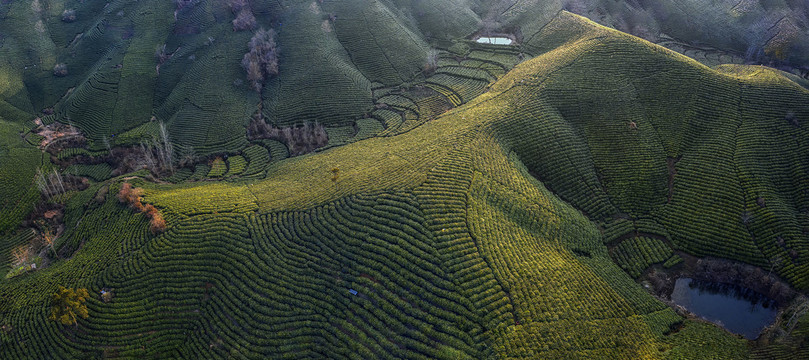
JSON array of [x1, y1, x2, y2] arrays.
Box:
[[33, 119, 86, 153]]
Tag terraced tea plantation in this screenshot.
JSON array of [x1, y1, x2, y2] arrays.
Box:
[[1, 0, 809, 359]]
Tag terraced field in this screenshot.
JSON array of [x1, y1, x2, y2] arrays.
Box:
[[0, 118, 45, 236], [1, 1, 809, 359]]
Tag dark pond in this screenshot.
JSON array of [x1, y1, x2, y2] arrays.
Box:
[[670, 278, 778, 339]]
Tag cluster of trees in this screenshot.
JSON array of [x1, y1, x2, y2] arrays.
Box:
[[53, 63, 68, 77], [695, 258, 795, 304], [51, 123, 175, 180], [247, 117, 328, 156], [35, 169, 65, 199], [423, 49, 439, 75], [35, 169, 88, 200], [138, 121, 174, 176], [107, 120, 175, 177], [230, 0, 257, 31], [155, 44, 170, 65], [154, 44, 174, 75], [49, 287, 89, 326], [61, 9, 76, 23], [558, 0, 809, 73], [242, 29, 278, 92], [118, 183, 166, 234]]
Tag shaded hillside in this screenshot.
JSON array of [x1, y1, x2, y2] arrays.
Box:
[[558, 0, 809, 73], [2, 1, 806, 154], [0, 10, 808, 358]]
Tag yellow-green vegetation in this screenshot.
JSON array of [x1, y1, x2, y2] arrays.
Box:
[[612, 237, 674, 278], [661, 321, 750, 359], [49, 286, 89, 326], [138, 12, 807, 357], [0, 3, 808, 359], [224, 155, 246, 177], [206, 157, 227, 178]]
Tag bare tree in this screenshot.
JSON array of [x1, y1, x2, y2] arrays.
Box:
[[228, 0, 249, 13], [177, 145, 197, 168], [36, 169, 66, 199], [137, 121, 174, 175], [53, 63, 68, 77], [242, 28, 279, 92], [233, 9, 257, 31], [423, 48, 439, 74], [230, 0, 256, 31], [158, 121, 174, 173], [247, 118, 328, 156], [155, 44, 169, 65], [61, 9, 76, 23]]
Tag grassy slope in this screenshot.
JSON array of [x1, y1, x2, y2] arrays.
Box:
[[0, 9, 47, 266], [260, 0, 375, 127], [0, 3, 43, 273], [0, 118, 43, 245], [3, 11, 808, 358], [0, 0, 566, 155], [3, 0, 808, 152], [497, 12, 809, 285], [388, 0, 481, 43]]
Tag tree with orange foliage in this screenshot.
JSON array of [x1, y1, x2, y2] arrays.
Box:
[[117, 182, 144, 207], [149, 213, 167, 234], [118, 183, 166, 234], [142, 204, 166, 234]]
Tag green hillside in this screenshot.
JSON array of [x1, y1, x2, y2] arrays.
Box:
[[2, 0, 807, 152], [1, 1, 809, 359]]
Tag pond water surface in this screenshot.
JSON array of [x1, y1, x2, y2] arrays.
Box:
[[670, 278, 778, 339], [476, 37, 513, 45]]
